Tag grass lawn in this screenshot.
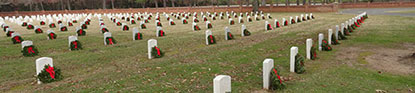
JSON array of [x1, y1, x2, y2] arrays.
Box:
[[386, 10, 415, 14], [0, 12, 414, 92]]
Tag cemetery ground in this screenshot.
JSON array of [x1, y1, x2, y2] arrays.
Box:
[[1, 12, 415, 92]]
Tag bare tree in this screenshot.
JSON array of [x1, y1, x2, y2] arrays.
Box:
[[172, 0, 175, 7], [163, 0, 166, 7], [155, 0, 158, 8], [67, 0, 71, 10], [111, 0, 114, 9], [253, 0, 259, 12], [261, 0, 265, 6], [102, 0, 106, 9]]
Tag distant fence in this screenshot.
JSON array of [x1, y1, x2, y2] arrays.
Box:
[[0, 2, 414, 17]]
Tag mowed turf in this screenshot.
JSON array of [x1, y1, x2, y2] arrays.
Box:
[[0, 12, 414, 92]]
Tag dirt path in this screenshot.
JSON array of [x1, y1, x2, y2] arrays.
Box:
[[341, 8, 415, 17]]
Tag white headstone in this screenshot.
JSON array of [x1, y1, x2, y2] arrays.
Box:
[[262, 59, 274, 89], [103, 32, 112, 45], [132, 27, 139, 40], [206, 30, 213, 45], [336, 25, 342, 37], [206, 21, 211, 28], [306, 39, 313, 59], [147, 39, 157, 59], [265, 21, 271, 31], [328, 29, 333, 45], [290, 47, 298, 72], [289, 17, 293, 24], [11, 32, 20, 38], [21, 41, 33, 49], [318, 33, 324, 51], [241, 24, 247, 36], [68, 36, 78, 48], [224, 27, 230, 40], [213, 75, 231, 93], [35, 57, 53, 84]]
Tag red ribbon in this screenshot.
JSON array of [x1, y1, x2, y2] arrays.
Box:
[[209, 35, 214, 43], [272, 68, 283, 84], [14, 36, 21, 43], [268, 24, 272, 30], [28, 46, 35, 53], [45, 66, 55, 79], [124, 26, 128, 30], [228, 33, 232, 38], [37, 29, 41, 32], [50, 33, 55, 39], [277, 22, 280, 27], [108, 38, 114, 45], [79, 30, 83, 35], [355, 22, 360, 27], [195, 26, 199, 30], [73, 41, 78, 49], [160, 30, 164, 36], [137, 33, 141, 39], [158, 22, 161, 26], [155, 47, 161, 56]]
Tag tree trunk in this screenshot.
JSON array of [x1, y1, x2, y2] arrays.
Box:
[[296, 0, 299, 5], [172, 0, 176, 7], [111, 0, 115, 9], [155, 0, 158, 8], [261, 0, 266, 6], [228, 0, 231, 7], [67, 0, 71, 10], [253, 0, 259, 12], [286, 0, 289, 6], [163, 0, 167, 7], [29, 1, 33, 11], [60, 0, 64, 10], [40, 1, 44, 10], [103, 0, 106, 9]]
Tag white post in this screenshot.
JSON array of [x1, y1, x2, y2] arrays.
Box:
[[147, 39, 157, 59], [36, 57, 53, 84], [103, 32, 112, 45], [68, 36, 78, 49], [290, 47, 298, 72], [206, 30, 212, 45], [213, 75, 231, 93], [306, 39, 313, 59], [318, 33, 324, 51], [328, 29, 333, 45], [241, 24, 246, 36], [262, 59, 274, 89], [224, 27, 230, 40], [132, 28, 139, 40]]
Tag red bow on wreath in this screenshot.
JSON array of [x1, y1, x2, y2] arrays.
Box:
[[28, 47, 35, 53], [272, 68, 283, 84], [209, 35, 214, 43], [108, 38, 114, 45], [160, 30, 164, 36], [14, 36, 21, 43], [228, 33, 232, 38], [72, 41, 78, 49], [155, 47, 161, 56], [277, 22, 280, 27], [268, 24, 272, 30], [137, 33, 141, 39], [46, 66, 55, 79], [50, 33, 55, 39], [79, 30, 83, 34]]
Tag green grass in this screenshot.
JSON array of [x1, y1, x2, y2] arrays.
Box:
[[0, 12, 414, 92], [386, 10, 415, 14]]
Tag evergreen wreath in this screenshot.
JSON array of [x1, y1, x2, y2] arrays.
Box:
[[248, 18, 252, 22], [6, 31, 14, 37], [297, 18, 302, 22], [105, 37, 117, 45], [170, 21, 176, 25], [57, 21, 62, 24], [331, 34, 340, 45], [35, 28, 43, 33], [116, 22, 122, 26], [310, 45, 317, 60], [226, 32, 234, 40], [354, 22, 360, 27], [204, 18, 207, 21], [194, 25, 201, 31], [134, 32, 143, 40], [212, 17, 216, 20], [77, 29, 86, 36], [321, 39, 332, 51], [73, 20, 78, 23], [3, 26, 9, 31], [27, 25, 34, 29], [347, 25, 354, 33], [284, 21, 288, 26], [243, 29, 251, 36], [101, 28, 109, 33], [262, 16, 266, 19], [269, 67, 286, 90], [276, 22, 280, 28], [22, 22, 27, 26], [22, 45, 39, 57], [37, 65, 63, 83], [311, 15, 315, 19], [295, 54, 306, 74], [48, 33, 57, 40], [11, 36, 24, 44], [82, 24, 87, 29], [157, 22, 162, 27], [49, 23, 56, 28], [141, 24, 147, 29], [207, 35, 216, 44], [151, 46, 164, 58], [194, 19, 199, 23], [240, 19, 244, 23], [40, 21, 46, 25], [291, 19, 296, 24], [338, 32, 347, 40], [68, 23, 73, 26], [207, 24, 213, 29], [60, 27, 67, 31], [230, 20, 235, 25], [256, 17, 260, 21], [268, 16, 273, 19], [183, 20, 188, 24], [123, 25, 129, 31], [85, 21, 90, 25], [70, 40, 83, 50], [344, 29, 351, 36], [158, 30, 165, 37], [131, 20, 136, 24]]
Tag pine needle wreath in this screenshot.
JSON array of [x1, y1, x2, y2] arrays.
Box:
[[158, 30, 166, 37], [60, 27, 67, 31], [57, 21, 62, 24], [11, 36, 24, 44], [131, 20, 136, 24], [194, 25, 201, 31], [183, 20, 188, 24], [338, 32, 347, 40], [284, 21, 288, 26], [240, 19, 244, 23], [269, 67, 286, 90], [141, 24, 147, 29], [269, 16, 273, 19], [291, 19, 296, 24], [344, 29, 351, 36], [321, 39, 332, 51], [311, 15, 315, 19], [70, 40, 83, 50], [82, 24, 87, 29], [48, 33, 57, 40], [248, 18, 252, 22], [207, 35, 216, 45], [22, 45, 39, 57], [347, 25, 354, 33], [68, 23, 73, 26], [37, 65, 63, 83], [105, 37, 117, 45], [73, 20, 78, 23], [35, 28, 43, 33], [3, 26, 9, 31], [194, 19, 199, 23], [170, 21, 176, 25], [207, 24, 213, 29], [157, 22, 162, 27], [77, 29, 86, 36], [331, 34, 340, 45], [310, 45, 317, 60], [101, 28, 109, 33], [227, 32, 234, 40], [267, 24, 273, 30], [6, 31, 14, 37], [49, 24, 56, 28], [134, 33, 143, 40], [295, 54, 306, 74], [230, 21, 234, 25], [297, 18, 302, 22], [27, 25, 34, 29], [22, 22, 27, 26], [243, 29, 251, 36], [123, 26, 129, 31], [276, 22, 280, 28], [151, 46, 164, 58], [40, 21, 46, 25]]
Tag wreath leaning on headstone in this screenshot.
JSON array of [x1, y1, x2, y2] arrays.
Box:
[[48, 33, 57, 40], [338, 32, 347, 40], [6, 31, 14, 37], [11, 36, 24, 44], [151, 46, 164, 58], [227, 32, 234, 40], [49, 23, 56, 28], [310, 45, 317, 60], [141, 24, 147, 29], [37, 65, 63, 83], [321, 39, 332, 51], [135, 32, 143, 40], [77, 29, 86, 36], [35, 28, 43, 33], [105, 37, 117, 45], [207, 35, 216, 45], [22, 45, 39, 57], [70, 40, 83, 51], [243, 29, 251, 36], [331, 34, 340, 45], [295, 54, 306, 74], [101, 28, 109, 33], [269, 67, 286, 90], [158, 30, 166, 37]]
